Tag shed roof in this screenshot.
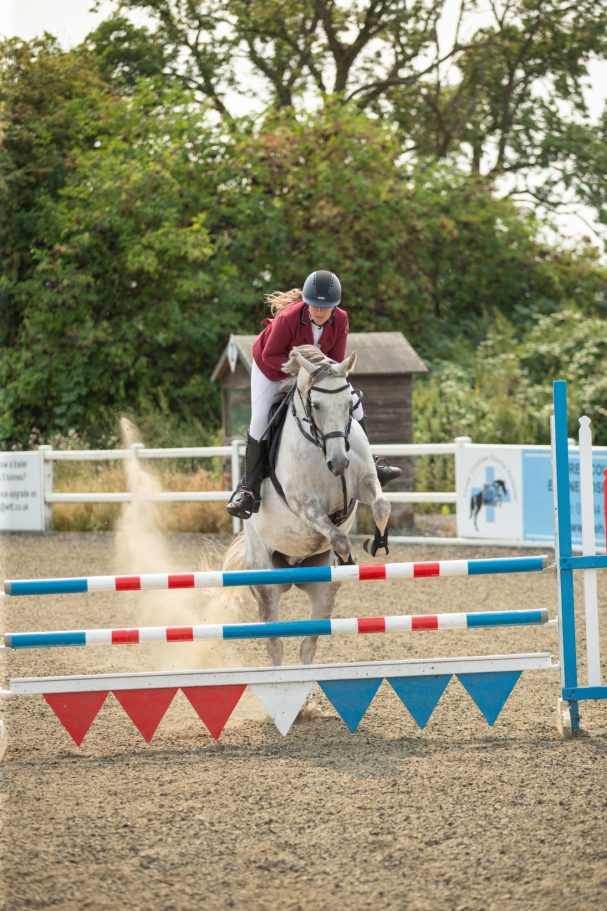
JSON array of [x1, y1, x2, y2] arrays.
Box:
[[211, 332, 427, 382]]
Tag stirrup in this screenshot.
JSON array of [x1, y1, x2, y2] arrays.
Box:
[[226, 488, 261, 520]]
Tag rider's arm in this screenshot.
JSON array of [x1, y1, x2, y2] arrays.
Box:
[[258, 313, 295, 375]]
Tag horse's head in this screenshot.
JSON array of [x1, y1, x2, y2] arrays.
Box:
[[289, 347, 357, 476]]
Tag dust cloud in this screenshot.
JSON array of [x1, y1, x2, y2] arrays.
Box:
[[113, 417, 265, 724]]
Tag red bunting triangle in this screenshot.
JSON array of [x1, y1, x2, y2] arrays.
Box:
[[181, 684, 246, 739], [44, 691, 109, 745], [112, 688, 177, 742]]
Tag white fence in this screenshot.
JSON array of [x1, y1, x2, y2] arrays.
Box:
[[33, 439, 463, 536], [4, 436, 604, 548]]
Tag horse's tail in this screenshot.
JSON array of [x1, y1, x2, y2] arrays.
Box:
[[222, 531, 246, 572]]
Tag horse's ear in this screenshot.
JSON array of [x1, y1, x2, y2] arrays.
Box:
[[295, 352, 318, 375], [336, 352, 357, 375]]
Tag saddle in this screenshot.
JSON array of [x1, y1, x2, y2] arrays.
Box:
[[263, 389, 293, 486]]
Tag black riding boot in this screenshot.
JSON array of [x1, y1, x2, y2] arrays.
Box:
[[358, 417, 402, 488], [226, 436, 268, 519]]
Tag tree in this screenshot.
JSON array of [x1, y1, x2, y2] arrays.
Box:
[[0, 37, 120, 347], [100, 1, 607, 231], [0, 57, 236, 445], [3, 39, 606, 447]]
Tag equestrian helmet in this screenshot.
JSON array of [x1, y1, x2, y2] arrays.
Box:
[[302, 270, 341, 308]]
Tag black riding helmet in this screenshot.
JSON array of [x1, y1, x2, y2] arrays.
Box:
[[302, 270, 341, 308]]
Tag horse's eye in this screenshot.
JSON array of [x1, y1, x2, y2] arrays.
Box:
[[312, 402, 320, 410]]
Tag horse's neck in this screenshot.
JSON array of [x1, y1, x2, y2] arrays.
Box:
[[281, 387, 316, 455]]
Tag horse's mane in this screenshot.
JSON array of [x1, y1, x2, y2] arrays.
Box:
[[280, 345, 336, 388]]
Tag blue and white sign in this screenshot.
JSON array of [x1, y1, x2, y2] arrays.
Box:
[[522, 448, 607, 545], [456, 446, 523, 541], [456, 443, 607, 544]]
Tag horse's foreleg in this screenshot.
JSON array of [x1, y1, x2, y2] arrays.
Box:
[[358, 474, 391, 557], [252, 584, 284, 666], [295, 498, 353, 562]]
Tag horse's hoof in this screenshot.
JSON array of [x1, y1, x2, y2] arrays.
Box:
[[364, 535, 389, 557], [297, 698, 326, 721], [334, 550, 356, 566]]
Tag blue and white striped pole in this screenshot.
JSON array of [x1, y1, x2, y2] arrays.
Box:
[[3, 608, 550, 650], [3, 556, 549, 598]]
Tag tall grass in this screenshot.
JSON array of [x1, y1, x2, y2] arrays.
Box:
[[52, 460, 231, 533]]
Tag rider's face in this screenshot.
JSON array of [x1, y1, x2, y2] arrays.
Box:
[[308, 305, 334, 326]]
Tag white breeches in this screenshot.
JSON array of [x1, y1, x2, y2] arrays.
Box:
[[249, 360, 364, 441]]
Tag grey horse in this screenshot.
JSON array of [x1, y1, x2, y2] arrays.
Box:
[[224, 345, 391, 666]]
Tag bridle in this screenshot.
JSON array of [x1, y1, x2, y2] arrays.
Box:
[[291, 380, 353, 460], [289, 376, 356, 527]]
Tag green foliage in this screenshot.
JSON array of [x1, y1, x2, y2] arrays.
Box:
[[2, 35, 607, 453], [414, 308, 607, 489], [105, 1, 607, 232]]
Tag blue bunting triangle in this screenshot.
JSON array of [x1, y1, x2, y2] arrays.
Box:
[[387, 675, 451, 728], [318, 678, 383, 732], [456, 671, 522, 725]]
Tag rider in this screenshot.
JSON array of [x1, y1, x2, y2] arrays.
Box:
[[226, 270, 402, 519]]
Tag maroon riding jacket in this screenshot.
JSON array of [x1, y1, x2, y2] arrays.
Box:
[[252, 299, 349, 382]]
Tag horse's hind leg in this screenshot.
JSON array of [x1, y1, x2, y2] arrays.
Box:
[[299, 579, 339, 665], [251, 583, 285, 666]]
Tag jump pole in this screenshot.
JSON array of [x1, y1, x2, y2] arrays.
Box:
[[4, 654, 556, 695], [2, 608, 551, 650], [3, 555, 549, 597]]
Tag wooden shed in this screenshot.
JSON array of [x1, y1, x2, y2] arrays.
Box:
[[211, 332, 428, 522]]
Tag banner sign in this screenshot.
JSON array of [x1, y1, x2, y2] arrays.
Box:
[[456, 444, 607, 545], [0, 452, 45, 532]]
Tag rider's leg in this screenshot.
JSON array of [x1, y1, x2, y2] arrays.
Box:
[[355, 407, 402, 488], [226, 364, 279, 519], [226, 435, 268, 519]]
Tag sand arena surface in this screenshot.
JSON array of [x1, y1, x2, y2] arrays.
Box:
[[1, 533, 607, 911]]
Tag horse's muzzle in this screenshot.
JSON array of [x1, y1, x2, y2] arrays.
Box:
[[327, 455, 349, 476]]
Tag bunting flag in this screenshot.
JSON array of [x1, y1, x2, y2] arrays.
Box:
[[182, 684, 246, 739], [250, 682, 312, 736], [456, 671, 522, 725], [22, 654, 549, 745], [112, 688, 178, 742], [387, 675, 452, 729], [318, 678, 383, 732], [44, 691, 109, 745]]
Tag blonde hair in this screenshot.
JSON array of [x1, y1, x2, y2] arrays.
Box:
[[265, 288, 303, 316]]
